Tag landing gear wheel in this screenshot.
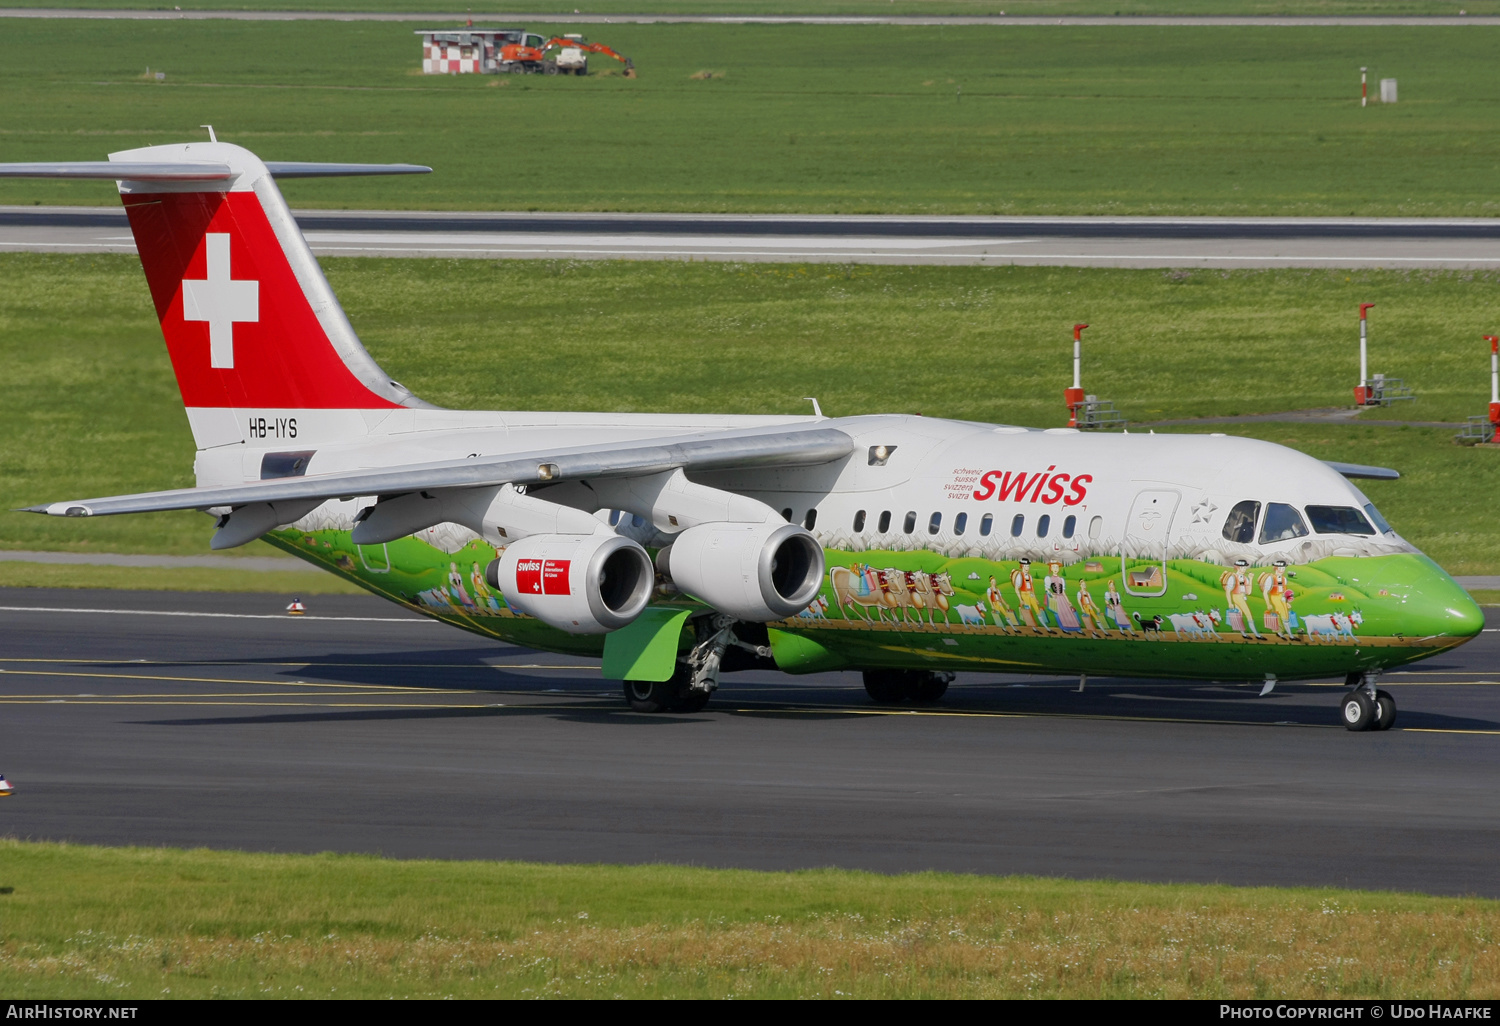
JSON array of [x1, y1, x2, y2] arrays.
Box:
[[1373, 689, 1397, 731], [624, 678, 674, 713], [1341, 689, 1376, 731], [863, 670, 909, 704], [863, 670, 950, 705], [911, 673, 950, 704]]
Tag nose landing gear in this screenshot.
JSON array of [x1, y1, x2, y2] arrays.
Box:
[[1341, 671, 1396, 732]]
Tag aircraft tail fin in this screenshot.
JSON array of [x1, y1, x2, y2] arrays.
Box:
[[0, 144, 435, 449]]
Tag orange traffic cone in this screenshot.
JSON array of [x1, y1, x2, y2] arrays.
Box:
[[286, 599, 306, 616]]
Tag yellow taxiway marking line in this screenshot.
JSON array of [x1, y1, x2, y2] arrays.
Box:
[[0, 692, 461, 700], [0, 700, 522, 709], [0, 658, 600, 670], [0, 668, 470, 693], [1401, 727, 1500, 736]]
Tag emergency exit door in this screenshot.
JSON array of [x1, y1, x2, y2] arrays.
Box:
[[1121, 489, 1179, 597]]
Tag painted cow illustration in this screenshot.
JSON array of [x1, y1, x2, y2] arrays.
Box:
[[1304, 610, 1363, 641], [956, 602, 988, 627]]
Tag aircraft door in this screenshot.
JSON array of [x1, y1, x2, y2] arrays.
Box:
[[1121, 489, 1179, 597]]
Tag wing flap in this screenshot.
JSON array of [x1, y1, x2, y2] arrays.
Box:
[[28, 426, 854, 518]]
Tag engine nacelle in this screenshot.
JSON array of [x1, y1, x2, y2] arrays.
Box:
[[664, 520, 824, 622], [489, 532, 654, 634]]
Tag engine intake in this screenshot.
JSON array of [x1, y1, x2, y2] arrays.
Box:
[[489, 532, 654, 634], [665, 521, 824, 622]]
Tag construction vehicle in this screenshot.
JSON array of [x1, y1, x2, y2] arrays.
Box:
[[497, 34, 636, 76]]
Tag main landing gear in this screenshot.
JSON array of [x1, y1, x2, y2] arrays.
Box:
[[1341, 671, 1396, 732], [623, 667, 710, 714], [863, 669, 953, 705], [623, 615, 773, 714]]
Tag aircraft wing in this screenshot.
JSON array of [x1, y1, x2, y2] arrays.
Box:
[[1322, 460, 1400, 481], [26, 425, 854, 518]]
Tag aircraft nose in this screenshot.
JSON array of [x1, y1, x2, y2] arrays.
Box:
[[1418, 569, 1486, 640]]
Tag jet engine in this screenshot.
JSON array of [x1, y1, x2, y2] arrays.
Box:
[[663, 520, 824, 622], [489, 532, 654, 634]]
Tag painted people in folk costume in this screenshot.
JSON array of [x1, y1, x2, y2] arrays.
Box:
[[469, 560, 502, 615], [986, 575, 1021, 632], [1075, 578, 1108, 637], [448, 561, 477, 611], [1259, 559, 1296, 639], [1011, 558, 1051, 632], [1044, 558, 1081, 633], [1221, 558, 1262, 638], [1103, 578, 1134, 633]]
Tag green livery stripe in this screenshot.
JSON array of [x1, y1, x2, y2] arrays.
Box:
[[263, 527, 1483, 682]]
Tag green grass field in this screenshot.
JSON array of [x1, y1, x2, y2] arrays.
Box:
[[0, 840, 1495, 999], [2, 254, 1496, 570], [0, 20, 1497, 215]]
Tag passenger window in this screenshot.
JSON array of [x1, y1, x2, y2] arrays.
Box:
[[903, 511, 917, 533], [928, 512, 942, 534], [1259, 502, 1309, 544], [804, 509, 818, 531], [1088, 516, 1102, 539], [1364, 503, 1394, 534], [1062, 515, 1076, 539], [1010, 514, 1024, 537], [1305, 505, 1375, 536], [1221, 500, 1260, 545], [781, 508, 793, 523], [878, 510, 892, 533], [853, 510, 866, 532], [980, 513, 993, 536], [954, 512, 968, 536], [1037, 514, 1051, 538]]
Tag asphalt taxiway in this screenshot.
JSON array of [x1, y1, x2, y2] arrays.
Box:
[[7, 208, 1500, 269], [0, 587, 1496, 896]]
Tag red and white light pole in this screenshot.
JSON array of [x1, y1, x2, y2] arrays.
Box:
[[1065, 323, 1089, 427], [1355, 303, 1376, 405], [1487, 334, 1500, 443], [1361, 66, 1368, 107]]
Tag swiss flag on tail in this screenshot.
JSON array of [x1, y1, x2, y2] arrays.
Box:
[[0, 141, 430, 449], [126, 180, 401, 413]]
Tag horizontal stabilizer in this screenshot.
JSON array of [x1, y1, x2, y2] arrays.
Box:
[[0, 161, 430, 181], [262, 162, 433, 178], [0, 162, 232, 181], [26, 425, 854, 518], [1322, 460, 1400, 481]]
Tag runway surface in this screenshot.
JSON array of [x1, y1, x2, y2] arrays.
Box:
[[4, 9, 1499, 24], [0, 586, 1496, 896], [7, 207, 1500, 268]]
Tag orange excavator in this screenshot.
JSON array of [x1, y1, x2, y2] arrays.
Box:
[[497, 34, 636, 76]]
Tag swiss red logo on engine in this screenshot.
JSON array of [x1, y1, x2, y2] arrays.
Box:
[[541, 560, 571, 595], [515, 559, 571, 596]]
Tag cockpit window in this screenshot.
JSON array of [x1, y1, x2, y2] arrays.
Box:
[[1305, 505, 1375, 536], [1365, 503, 1394, 534], [1259, 502, 1309, 544], [1221, 500, 1260, 544]]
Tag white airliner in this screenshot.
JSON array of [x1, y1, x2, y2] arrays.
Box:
[[0, 141, 1483, 731]]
